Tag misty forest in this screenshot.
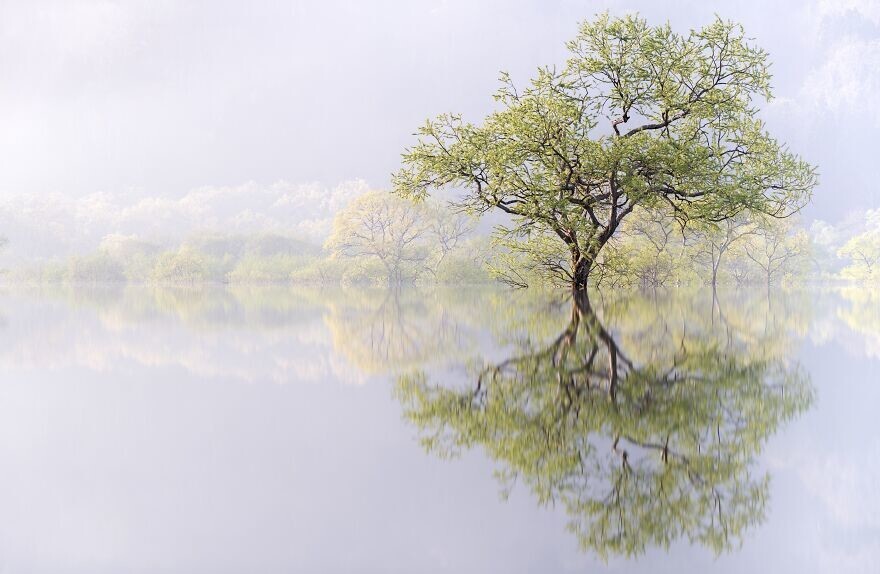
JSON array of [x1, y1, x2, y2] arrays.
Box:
[[1, 4, 878, 574]]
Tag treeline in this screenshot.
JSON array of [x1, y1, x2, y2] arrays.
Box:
[[6, 233, 322, 284], [490, 208, 880, 289], [1, 191, 878, 287], [588, 211, 813, 289], [5, 233, 483, 286], [1, 192, 493, 285], [600, 210, 879, 288]]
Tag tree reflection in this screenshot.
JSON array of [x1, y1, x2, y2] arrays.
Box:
[[323, 287, 503, 374], [396, 291, 813, 558], [838, 286, 880, 352]]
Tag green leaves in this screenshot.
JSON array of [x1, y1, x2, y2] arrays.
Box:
[[396, 293, 813, 558], [394, 13, 817, 287]]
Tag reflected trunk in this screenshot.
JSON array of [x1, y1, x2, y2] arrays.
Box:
[[396, 287, 814, 558]]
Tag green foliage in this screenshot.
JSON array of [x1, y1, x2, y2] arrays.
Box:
[[184, 232, 320, 260], [599, 208, 695, 288], [66, 253, 127, 283], [838, 286, 880, 339], [837, 230, 880, 282], [228, 255, 316, 283], [325, 191, 428, 284], [288, 258, 347, 284], [339, 258, 401, 285], [395, 292, 813, 558], [741, 217, 812, 286], [325, 190, 480, 285], [432, 246, 493, 284], [151, 248, 222, 283], [394, 13, 817, 289], [97, 234, 163, 281], [488, 231, 575, 288], [23, 260, 70, 283]]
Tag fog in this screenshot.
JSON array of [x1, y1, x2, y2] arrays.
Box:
[[0, 0, 878, 264], [0, 179, 369, 262], [3, 3, 880, 571], [1, 284, 879, 572]]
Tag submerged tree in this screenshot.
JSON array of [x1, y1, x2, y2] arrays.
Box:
[[607, 207, 688, 288], [690, 215, 757, 289], [837, 229, 880, 281], [326, 192, 430, 285], [394, 14, 816, 290], [742, 217, 810, 289], [396, 293, 812, 558], [325, 191, 474, 285]]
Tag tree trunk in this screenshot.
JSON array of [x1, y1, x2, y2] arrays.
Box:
[[572, 255, 592, 292]]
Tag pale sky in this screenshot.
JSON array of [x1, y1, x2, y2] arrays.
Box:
[[0, 0, 878, 222]]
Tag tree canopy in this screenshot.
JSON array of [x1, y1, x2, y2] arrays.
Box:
[[394, 14, 817, 290], [838, 229, 880, 281], [325, 191, 478, 284]]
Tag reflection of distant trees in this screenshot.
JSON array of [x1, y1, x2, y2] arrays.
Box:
[[322, 288, 497, 374], [838, 287, 880, 353], [28, 284, 327, 331], [396, 290, 813, 558]]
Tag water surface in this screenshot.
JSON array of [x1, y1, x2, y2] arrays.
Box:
[[0, 285, 877, 572]]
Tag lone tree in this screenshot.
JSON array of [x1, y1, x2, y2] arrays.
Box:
[[393, 14, 817, 290]]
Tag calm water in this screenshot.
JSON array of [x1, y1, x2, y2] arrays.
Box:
[[0, 284, 877, 573]]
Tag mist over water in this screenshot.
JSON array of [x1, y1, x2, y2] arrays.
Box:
[[0, 285, 877, 572], [1, 1, 878, 571]]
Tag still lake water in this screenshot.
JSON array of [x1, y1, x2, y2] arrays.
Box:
[[0, 284, 877, 573]]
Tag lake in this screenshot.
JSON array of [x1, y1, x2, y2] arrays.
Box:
[[0, 284, 877, 573]]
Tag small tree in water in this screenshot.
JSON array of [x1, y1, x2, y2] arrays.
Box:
[[393, 14, 817, 291]]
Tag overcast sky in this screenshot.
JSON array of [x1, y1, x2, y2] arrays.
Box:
[[0, 0, 878, 222]]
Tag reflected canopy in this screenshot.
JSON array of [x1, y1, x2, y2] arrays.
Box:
[[396, 292, 813, 558]]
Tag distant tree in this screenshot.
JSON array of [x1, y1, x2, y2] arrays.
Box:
[[394, 14, 816, 291], [727, 248, 754, 286], [228, 254, 310, 284], [807, 220, 844, 279], [66, 254, 127, 283], [837, 230, 880, 281], [326, 191, 475, 285], [99, 234, 161, 259], [615, 208, 684, 288], [742, 218, 810, 289], [151, 248, 215, 283], [425, 203, 475, 280], [690, 216, 757, 289], [97, 234, 163, 281], [326, 192, 431, 285]]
